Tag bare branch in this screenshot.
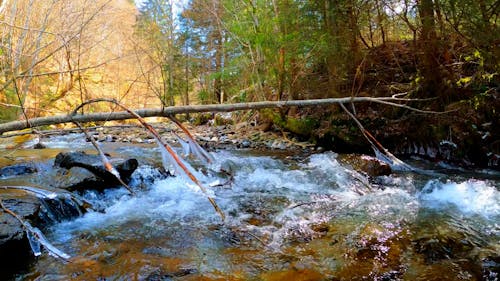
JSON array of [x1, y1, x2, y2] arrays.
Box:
[[0, 97, 450, 134]]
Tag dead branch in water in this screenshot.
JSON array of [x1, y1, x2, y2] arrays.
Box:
[[0, 198, 71, 261], [168, 115, 214, 164], [71, 99, 225, 221], [0, 97, 449, 134], [339, 102, 431, 174], [70, 118, 135, 195]]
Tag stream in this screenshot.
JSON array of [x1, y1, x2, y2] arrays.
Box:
[[1, 133, 499, 280]]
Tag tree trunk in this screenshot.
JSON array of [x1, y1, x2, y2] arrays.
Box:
[[213, 0, 224, 104], [0, 97, 427, 134], [418, 0, 442, 99]]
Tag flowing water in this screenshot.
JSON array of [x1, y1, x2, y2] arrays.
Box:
[[1, 134, 499, 280]]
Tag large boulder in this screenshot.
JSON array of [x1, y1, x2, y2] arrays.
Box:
[[0, 188, 85, 278], [54, 151, 138, 192], [0, 196, 40, 246]]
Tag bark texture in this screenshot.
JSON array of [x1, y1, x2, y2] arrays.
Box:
[[0, 97, 420, 134]]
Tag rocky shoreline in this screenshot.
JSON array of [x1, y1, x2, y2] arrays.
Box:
[[0, 121, 396, 278], [1, 119, 499, 279]]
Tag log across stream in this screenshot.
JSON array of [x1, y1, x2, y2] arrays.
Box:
[[0, 133, 499, 280]]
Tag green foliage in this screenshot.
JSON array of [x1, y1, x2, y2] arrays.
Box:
[[468, 91, 497, 119], [197, 89, 210, 104], [191, 113, 213, 126], [0, 88, 21, 122], [456, 49, 497, 93], [139, 0, 498, 112]]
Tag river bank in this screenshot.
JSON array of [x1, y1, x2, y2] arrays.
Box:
[[0, 123, 499, 280]]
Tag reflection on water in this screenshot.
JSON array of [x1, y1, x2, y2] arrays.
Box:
[[1, 141, 499, 280]]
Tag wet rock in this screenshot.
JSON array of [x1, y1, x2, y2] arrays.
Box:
[[143, 268, 198, 280], [0, 197, 40, 247], [240, 139, 251, 148], [413, 234, 477, 264], [0, 163, 37, 178], [260, 268, 324, 281], [33, 142, 47, 149], [339, 154, 392, 177], [270, 139, 287, 150], [0, 231, 33, 279], [337, 221, 410, 280], [0, 190, 85, 278], [54, 151, 138, 192], [482, 256, 500, 280]]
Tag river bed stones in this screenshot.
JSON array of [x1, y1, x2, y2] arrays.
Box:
[[0, 163, 38, 178]]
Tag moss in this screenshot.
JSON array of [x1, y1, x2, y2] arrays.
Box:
[[214, 114, 234, 126], [259, 109, 282, 125], [191, 113, 213, 126], [282, 117, 318, 137]]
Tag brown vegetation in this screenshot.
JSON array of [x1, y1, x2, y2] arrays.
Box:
[[0, 0, 498, 167]]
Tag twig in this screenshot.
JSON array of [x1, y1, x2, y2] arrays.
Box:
[[69, 118, 135, 195], [71, 98, 225, 221], [168, 115, 214, 164], [0, 199, 71, 261], [339, 102, 419, 172]]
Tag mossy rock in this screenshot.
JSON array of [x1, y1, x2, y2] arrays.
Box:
[[282, 117, 319, 137], [191, 113, 213, 126]]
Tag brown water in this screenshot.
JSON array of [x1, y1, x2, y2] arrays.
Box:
[[1, 135, 498, 280]]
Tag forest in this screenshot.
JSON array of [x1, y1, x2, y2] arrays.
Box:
[[0, 0, 498, 167], [0, 1, 499, 280]]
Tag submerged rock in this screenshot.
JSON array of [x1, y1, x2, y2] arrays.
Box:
[[0, 196, 40, 247], [0, 163, 37, 178], [339, 154, 392, 177]]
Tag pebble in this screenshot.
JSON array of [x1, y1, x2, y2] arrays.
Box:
[[270, 140, 287, 150], [241, 139, 251, 148], [87, 122, 312, 152], [132, 138, 143, 143]]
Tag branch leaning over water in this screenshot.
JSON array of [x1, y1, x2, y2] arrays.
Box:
[[71, 98, 225, 222], [69, 117, 135, 195], [339, 102, 423, 173], [0, 198, 71, 261], [0, 96, 450, 134]]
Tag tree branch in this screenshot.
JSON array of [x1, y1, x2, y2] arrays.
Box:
[[0, 97, 447, 134]]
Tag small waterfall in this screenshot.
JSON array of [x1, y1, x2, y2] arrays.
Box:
[[2, 143, 498, 280]]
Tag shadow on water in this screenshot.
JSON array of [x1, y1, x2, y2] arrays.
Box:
[[0, 136, 498, 280]]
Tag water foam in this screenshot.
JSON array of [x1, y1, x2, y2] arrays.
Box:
[[53, 174, 216, 243], [419, 179, 500, 219]]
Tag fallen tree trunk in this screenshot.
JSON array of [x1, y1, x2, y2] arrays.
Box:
[[0, 97, 432, 134]]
